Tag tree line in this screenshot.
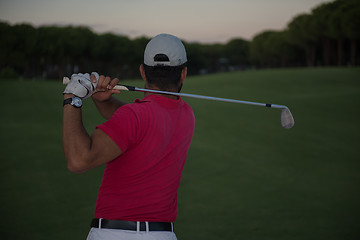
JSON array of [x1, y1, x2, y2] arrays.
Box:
[[251, 0, 360, 68], [0, 0, 359, 80]]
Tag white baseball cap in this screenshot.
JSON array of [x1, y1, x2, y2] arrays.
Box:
[[144, 34, 187, 67]]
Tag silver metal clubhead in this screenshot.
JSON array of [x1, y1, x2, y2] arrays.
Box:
[[281, 108, 295, 129]]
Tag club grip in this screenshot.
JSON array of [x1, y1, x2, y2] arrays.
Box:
[[63, 77, 136, 91], [115, 85, 136, 91]]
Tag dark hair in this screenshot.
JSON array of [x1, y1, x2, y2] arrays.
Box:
[[143, 63, 186, 91]]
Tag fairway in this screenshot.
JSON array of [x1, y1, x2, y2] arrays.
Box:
[[1, 67, 359, 240]]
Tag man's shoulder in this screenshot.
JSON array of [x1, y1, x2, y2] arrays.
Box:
[[111, 98, 151, 118], [115, 95, 194, 117]]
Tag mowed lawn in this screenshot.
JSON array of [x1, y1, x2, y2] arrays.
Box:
[[0, 67, 359, 240]]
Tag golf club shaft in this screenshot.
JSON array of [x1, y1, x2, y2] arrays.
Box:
[[124, 85, 287, 109], [62, 77, 288, 109]]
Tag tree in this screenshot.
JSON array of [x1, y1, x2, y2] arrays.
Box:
[[224, 38, 249, 69], [91, 33, 133, 78], [0, 22, 37, 77], [287, 14, 319, 66], [250, 31, 274, 67], [311, 0, 344, 66], [183, 42, 207, 75], [328, 0, 353, 65], [0, 21, 12, 70], [250, 30, 302, 68], [265, 30, 303, 67], [341, 0, 360, 65]]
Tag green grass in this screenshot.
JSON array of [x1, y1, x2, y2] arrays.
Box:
[[1, 67, 359, 240]]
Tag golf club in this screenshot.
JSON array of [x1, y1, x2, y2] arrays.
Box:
[[63, 77, 295, 129]]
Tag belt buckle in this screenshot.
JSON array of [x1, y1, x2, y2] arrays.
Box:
[[137, 221, 149, 232], [98, 218, 103, 229]]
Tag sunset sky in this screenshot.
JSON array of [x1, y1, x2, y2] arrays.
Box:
[[0, 0, 332, 43]]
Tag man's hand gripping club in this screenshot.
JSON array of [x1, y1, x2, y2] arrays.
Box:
[[91, 75, 121, 102], [63, 72, 121, 100], [63, 72, 100, 99]]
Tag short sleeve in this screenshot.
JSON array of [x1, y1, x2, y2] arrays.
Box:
[[96, 105, 139, 153]]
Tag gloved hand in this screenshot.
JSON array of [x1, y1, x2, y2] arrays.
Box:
[[63, 72, 99, 99]]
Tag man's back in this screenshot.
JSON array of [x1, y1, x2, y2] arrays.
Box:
[[95, 94, 195, 222]]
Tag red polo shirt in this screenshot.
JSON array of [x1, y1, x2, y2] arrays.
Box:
[[95, 94, 195, 222]]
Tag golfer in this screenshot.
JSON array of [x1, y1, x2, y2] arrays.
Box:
[[62, 34, 195, 240]]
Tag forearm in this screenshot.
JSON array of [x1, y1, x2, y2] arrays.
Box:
[[92, 96, 128, 120], [62, 95, 93, 173], [62, 74, 124, 173]]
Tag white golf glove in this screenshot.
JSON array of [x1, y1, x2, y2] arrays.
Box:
[[63, 72, 99, 99]]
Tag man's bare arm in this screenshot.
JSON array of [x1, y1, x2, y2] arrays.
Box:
[[92, 96, 127, 120], [63, 93, 122, 173]]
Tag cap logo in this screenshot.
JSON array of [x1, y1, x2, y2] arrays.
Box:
[[154, 54, 170, 62]]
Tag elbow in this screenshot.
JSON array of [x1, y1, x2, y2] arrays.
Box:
[[66, 158, 89, 174]]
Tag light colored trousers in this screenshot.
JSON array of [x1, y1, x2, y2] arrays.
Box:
[[86, 227, 178, 240]]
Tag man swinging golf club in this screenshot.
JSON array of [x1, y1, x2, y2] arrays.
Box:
[[62, 33, 195, 240]]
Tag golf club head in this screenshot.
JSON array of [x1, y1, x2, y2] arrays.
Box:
[[281, 108, 295, 129]]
